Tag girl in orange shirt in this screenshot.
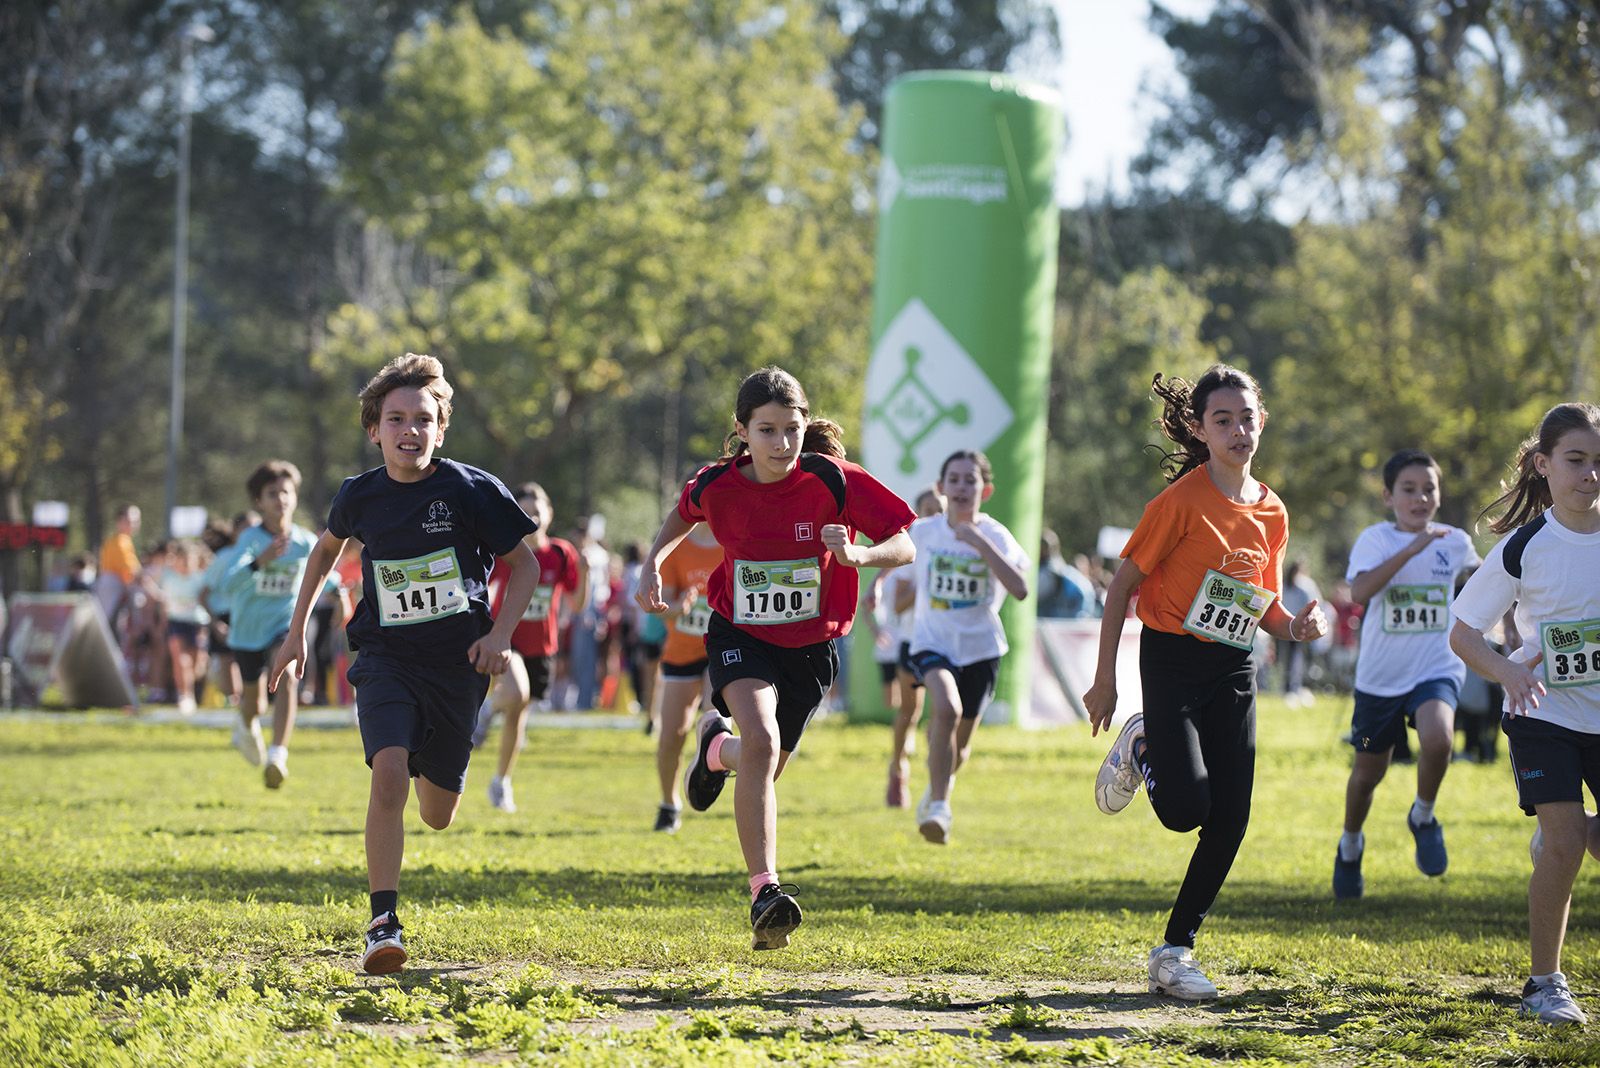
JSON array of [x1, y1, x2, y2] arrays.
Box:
[[1082, 365, 1328, 1001], [652, 524, 724, 832]]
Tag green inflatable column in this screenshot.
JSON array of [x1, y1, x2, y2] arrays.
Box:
[[850, 72, 1062, 726]]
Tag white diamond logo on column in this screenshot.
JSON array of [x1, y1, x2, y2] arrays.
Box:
[[863, 299, 1014, 503]]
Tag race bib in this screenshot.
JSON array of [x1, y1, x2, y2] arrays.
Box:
[[733, 558, 820, 625], [1541, 618, 1600, 689], [929, 551, 991, 610], [678, 595, 712, 637], [1381, 584, 1449, 634], [520, 584, 555, 622], [373, 548, 469, 627], [1183, 569, 1273, 650], [253, 566, 298, 598]]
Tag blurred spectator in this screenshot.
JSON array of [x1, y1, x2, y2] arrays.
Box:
[[94, 504, 144, 635], [1036, 528, 1099, 619], [1325, 579, 1363, 692], [158, 539, 211, 715], [65, 553, 96, 593], [199, 512, 258, 707], [563, 515, 612, 710], [1277, 560, 1322, 705]]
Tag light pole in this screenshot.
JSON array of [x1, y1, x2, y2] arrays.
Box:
[[164, 21, 213, 538]]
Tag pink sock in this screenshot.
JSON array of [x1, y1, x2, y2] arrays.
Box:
[[750, 871, 779, 901], [708, 732, 731, 773]]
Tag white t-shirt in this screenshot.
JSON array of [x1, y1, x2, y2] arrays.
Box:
[[906, 514, 1030, 667], [1453, 510, 1600, 733], [1346, 522, 1480, 695]]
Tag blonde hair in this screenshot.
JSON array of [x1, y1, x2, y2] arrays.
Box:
[[359, 353, 454, 432]]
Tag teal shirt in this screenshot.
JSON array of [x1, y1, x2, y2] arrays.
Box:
[[201, 540, 246, 617], [222, 523, 317, 651]]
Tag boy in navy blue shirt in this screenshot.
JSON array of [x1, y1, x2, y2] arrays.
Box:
[[270, 353, 540, 975]]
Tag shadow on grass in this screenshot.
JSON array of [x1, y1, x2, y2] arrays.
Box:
[[6, 862, 1532, 939]]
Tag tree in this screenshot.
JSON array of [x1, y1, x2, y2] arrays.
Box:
[[327, 0, 875, 530]]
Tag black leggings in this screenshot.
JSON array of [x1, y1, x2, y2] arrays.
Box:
[[1139, 627, 1256, 949]]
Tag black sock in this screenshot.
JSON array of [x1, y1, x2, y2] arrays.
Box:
[[371, 890, 398, 921]]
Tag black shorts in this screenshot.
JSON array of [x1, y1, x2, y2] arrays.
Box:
[[167, 620, 208, 650], [705, 613, 836, 753], [1503, 714, 1600, 816], [877, 660, 898, 684], [908, 651, 1000, 721], [520, 653, 554, 701], [897, 641, 922, 689], [1349, 677, 1460, 753], [232, 634, 288, 681], [661, 657, 709, 679], [350, 653, 490, 794], [638, 640, 663, 660]]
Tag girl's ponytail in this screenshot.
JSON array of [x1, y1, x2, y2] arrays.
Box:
[[1148, 364, 1266, 483], [1483, 402, 1600, 534], [802, 419, 846, 459]]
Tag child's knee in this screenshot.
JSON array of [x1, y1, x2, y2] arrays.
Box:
[[420, 803, 457, 831]]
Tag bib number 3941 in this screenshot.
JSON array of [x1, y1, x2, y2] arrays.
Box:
[[733, 558, 820, 626], [1183, 569, 1272, 650], [1541, 618, 1600, 689], [375, 548, 469, 627], [1382, 584, 1448, 634]]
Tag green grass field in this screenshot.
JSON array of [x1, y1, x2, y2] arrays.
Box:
[[3, 697, 1598, 1066]]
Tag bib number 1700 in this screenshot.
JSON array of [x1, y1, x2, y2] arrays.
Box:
[[745, 590, 808, 616]]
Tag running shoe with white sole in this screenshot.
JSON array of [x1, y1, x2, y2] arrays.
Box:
[[264, 745, 288, 789], [683, 711, 733, 812], [654, 804, 682, 833], [750, 883, 802, 951], [1407, 813, 1448, 876], [919, 799, 952, 844], [361, 912, 407, 975], [1148, 944, 1218, 1000], [1095, 713, 1145, 815], [232, 719, 266, 767], [1521, 973, 1587, 1025], [1332, 844, 1364, 900], [488, 776, 516, 813]]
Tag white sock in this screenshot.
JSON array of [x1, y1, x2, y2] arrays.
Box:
[[266, 745, 287, 764], [1410, 797, 1435, 825], [1339, 831, 1364, 861], [1532, 972, 1561, 986]]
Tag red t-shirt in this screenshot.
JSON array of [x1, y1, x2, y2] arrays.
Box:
[[677, 453, 914, 648], [489, 537, 581, 657]]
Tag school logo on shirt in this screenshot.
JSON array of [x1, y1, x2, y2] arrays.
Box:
[[1218, 548, 1265, 580], [1435, 549, 1450, 569], [423, 500, 454, 534], [795, 522, 813, 541]]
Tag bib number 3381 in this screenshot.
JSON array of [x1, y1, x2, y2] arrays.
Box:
[[1183, 569, 1272, 650], [375, 548, 469, 627], [734, 558, 820, 625]]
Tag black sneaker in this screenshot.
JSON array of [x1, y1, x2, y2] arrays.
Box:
[[683, 711, 733, 812], [361, 912, 406, 975], [654, 804, 682, 833], [1332, 844, 1364, 900], [750, 883, 802, 951]]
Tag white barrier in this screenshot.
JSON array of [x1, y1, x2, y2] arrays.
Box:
[[1028, 617, 1142, 728]]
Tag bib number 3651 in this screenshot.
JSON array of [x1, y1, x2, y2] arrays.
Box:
[[375, 548, 469, 627], [1541, 618, 1600, 689], [1183, 569, 1272, 650], [733, 558, 820, 625]]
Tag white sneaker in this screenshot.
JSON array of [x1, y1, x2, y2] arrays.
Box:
[[177, 694, 197, 716], [1095, 713, 1145, 814], [263, 745, 288, 789], [919, 799, 953, 844], [470, 699, 494, 749], [1521, 973, 1587, 1025], [1148, 944, 1218, 1001], [488, 776, 516, 813], [232, 719, 265, 767]]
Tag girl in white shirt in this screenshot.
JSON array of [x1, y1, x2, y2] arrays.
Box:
[[896, 451, 1030, 844], [1451, 402, 1600, 1027]]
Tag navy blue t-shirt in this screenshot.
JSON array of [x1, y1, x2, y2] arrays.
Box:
[[327, 459, 538, 667]]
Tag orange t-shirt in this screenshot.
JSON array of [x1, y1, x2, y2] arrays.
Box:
[[1122, 466, 1288, 639], [99, 533, 140, 585], [659, 536, 723, 666]]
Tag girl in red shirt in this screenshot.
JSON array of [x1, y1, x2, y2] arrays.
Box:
[[636, 367, 914, 950]]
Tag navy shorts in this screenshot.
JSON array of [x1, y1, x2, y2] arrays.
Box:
[[349, 653, 491, 794], [897, 641, 922, 689], [1503, 714, 1600, 815], [705, 613, 836, 753], [877, 660, 898, 684], [1349, 676, 1460, 753], [908, 651, 1000, 721], [661, 657, 709, 679], [232, 634, 288, 682]]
